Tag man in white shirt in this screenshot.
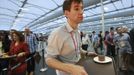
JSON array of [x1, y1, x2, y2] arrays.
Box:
[[82, 33, 90, 51], [45, 0, 97, 75]]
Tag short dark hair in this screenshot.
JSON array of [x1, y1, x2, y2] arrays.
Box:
[[110, 27, 114, 30], [92, 31, 95, 33], [63, 0, 83, 13]]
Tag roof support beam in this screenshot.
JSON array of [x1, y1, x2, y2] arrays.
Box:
[[27, 0, 108, 28], [10, 0, 28, 29], [83, 8, 134, 23]]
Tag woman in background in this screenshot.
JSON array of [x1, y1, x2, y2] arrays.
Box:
[[8, 31, 29, 75], [1, 32, 11, 71]]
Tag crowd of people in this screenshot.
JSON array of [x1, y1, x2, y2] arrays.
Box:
[[0, 0, 134, 75], [0, 28, 43, 75], [81, 26, 134, 72]]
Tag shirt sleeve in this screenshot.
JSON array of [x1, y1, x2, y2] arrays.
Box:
[[46, 31, 63, 58], [33, 34, 38, 51]]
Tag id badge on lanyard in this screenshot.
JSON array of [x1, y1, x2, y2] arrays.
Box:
[[70, 32, 80, 57]]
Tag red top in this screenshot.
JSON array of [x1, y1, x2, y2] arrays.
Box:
[[8, 42, 30, 75]]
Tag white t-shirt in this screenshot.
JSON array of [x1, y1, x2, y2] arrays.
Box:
[[82, 34, 90, 45]]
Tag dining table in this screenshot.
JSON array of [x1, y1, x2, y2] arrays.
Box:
[[76, 56, 117, 75]]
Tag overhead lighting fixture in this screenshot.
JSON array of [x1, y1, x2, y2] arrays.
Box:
[[104, 7, 108, 11], [114, 18, 117, 21]]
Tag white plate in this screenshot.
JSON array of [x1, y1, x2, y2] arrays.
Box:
[[93, 56, 112, 64]]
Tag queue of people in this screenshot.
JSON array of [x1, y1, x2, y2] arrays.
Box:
[[0, 28, 40, 75]]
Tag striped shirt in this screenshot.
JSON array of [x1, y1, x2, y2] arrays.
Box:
[[25, 34, 38, 53]]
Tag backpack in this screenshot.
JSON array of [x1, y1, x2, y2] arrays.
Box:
[[123, 28, 134, 72]]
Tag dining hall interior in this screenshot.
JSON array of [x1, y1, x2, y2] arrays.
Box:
[[0, 0, 134, 75]]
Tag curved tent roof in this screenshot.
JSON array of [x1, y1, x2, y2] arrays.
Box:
[[0, 0, 134, 33]]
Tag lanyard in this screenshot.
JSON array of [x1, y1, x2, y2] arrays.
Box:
[[70, 32, 79, 57]]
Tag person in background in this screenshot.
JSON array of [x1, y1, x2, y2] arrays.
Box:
[[8, 31, 29, 75], [128, 28, 134, 72], [1, 31, 11, 70], [113, 27, 132, 71], [0, 33, 3, 74], [91, 31, 99, 54], [104, 31, 109, 54], [2, 31, 11, 53], [98, 31, 103, 54], [9, 29, 17, 41], [24, 28, 38, 75], [45, 0, 97, 75], [105, 27, 115, 57], [82, 33, 90, 51], [80, 31, 83, 41], [129, 27, 134, 52], [122, 26, 129, 34]]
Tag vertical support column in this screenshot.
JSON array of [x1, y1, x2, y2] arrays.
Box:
[[100, 0, 105, 37]]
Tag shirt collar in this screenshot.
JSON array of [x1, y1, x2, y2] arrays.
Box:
[[65, 21, 78, 33]]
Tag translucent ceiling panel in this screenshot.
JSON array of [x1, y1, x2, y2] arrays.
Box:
[[0, 18, 13, 23], [0, 25, 10, 30], [11, 20, 30, 30], [0, 0, 20, 11], [86, 10, 96, 16], [23, 6, 46, 15], [53, 17, 66, 23], [113, 1, 124, 9], [122, 0, 131, 8], [133, 0, 134, 6], [91, 6, 102, 15], [52, 0, 64, 5], [84, 11, 91, 17], [0, 9, 16, 16], [19, 13, 36, 19], [27, 0, 57, 10], [103, 3, 116, 12]]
